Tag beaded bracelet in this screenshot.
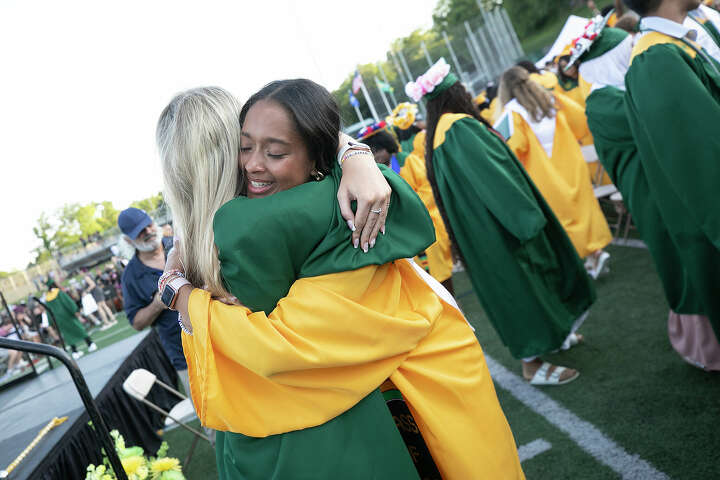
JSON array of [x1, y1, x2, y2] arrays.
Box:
[[342, 149, 373, 162], [177, 313, 193, 336], [337, 141, 372, 166], [158, 269, 185, 294]]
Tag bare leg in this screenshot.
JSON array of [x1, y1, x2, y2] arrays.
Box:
[[95, 303, 110, 325], [99, 301, 116, 324]]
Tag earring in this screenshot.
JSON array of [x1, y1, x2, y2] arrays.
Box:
[[312, 170, 325, 181]]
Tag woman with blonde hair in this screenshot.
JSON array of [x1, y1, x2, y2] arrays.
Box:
[[156, 82, 524, 479], [495, 66, 612, 278]]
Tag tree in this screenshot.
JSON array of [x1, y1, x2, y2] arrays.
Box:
[[432, 0, 482, 31], [130, 192, 164, 214], [97, 201, 120, 231]]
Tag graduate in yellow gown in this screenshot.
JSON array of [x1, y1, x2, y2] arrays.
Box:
[[157, 83, 524, 479], [383, 104, 455, 291], [357, 120, 454, 291], [495, 66, 612, 277]]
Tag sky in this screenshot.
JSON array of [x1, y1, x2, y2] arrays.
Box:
[[0, 0, 437, 271]]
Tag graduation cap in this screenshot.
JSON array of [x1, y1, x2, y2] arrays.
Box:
[[386, 102, 419, 131], [565, 10, 627, 70]]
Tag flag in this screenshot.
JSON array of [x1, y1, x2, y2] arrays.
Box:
[[352, 70, 364, 94], [375, 78, 394, 93], [349, 91, 360, 108]]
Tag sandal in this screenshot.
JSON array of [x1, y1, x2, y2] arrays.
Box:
[[527, 362, 580, 386]]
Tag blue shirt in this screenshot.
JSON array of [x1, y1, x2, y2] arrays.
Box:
[[121, 237, 187, 370]]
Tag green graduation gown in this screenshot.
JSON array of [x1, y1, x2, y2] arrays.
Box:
[[210, 164, 436, 480], [586, 86, 703, 314], [45, 288, 88, 346], [625, 34, 720, 340], [429, 114, 595, 359]]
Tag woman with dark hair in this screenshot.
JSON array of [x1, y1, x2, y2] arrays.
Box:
[[408, 59, 596, 386], [157, 80, 524, 479], [495, 66, 612, 277]]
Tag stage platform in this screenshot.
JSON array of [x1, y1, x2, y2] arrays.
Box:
[[0, 329, 177, 479]]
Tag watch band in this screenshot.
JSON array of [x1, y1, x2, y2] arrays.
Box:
[[163, 276, 192, 310]]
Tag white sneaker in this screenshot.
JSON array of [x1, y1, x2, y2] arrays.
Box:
[[592, 251, 611, 279], [88, 343, 98, 352], [72, 351, 84, 360]]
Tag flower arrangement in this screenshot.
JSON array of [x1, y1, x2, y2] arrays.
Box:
[[85, 429, 185, 480], [386, 102, 418, 131], [405, 58, 451, 102]]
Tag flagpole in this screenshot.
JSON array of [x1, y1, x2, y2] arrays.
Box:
[[348, 90, 364, 124], [359, 79, 380, 122], [396, 50, 426, 117], [353, 104, 364, 124], [377, 63, 398, 107], [375, 77, 393, 115], [354, 70, 380, 122], [420, 41, 433, 67], [443, 31, 476, 97]]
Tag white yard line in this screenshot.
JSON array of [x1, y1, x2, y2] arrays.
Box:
[[90, 326, 135, 344], [517, 438, 552, 462], [485, 355, 670, 480]]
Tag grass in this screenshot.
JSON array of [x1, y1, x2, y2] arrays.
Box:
[[456, 244, 720, 479], [163, 420, 218, 478], [160, 244, 720, 479], [12, 245, 714, 478]]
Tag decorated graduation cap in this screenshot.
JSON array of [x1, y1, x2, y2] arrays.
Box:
[[356, 120, 392, 141], [404, 58, 458, 102], [386, 102, 418, 130], [565, 10, 622, 70]]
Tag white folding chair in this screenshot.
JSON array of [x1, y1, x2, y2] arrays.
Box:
[[122, 368, 209, 465]]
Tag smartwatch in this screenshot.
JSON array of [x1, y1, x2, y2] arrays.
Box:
[[161, 276, 191, 310]]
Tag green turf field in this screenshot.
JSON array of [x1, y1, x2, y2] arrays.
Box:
[[457, 244, 720, 479], [158, 244, 720, 479]]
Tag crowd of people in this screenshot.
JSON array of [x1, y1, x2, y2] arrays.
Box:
[[0, 262, 126, 380], [149, 1, 718, 477], [3, 0, 719, 478]]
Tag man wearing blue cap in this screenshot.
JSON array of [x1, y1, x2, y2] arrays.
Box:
[[118, 208, 188, 390]]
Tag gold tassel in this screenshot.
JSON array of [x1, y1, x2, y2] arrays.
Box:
[[0, 417, 67, 478]]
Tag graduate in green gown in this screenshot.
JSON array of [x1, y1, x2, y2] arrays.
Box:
[[156, 84, 524, 479], [44, 280, 97, 358], [621, 0, 720, 368], [406, 58, 596, 386], [579, 26, 700, 313], [570, 15, 719, 369]]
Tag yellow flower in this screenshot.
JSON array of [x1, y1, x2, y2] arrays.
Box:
[[150, 457, 181, 475], [121, 455, 149, 480]]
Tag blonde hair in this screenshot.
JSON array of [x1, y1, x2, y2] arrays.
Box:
[[498, 66, 556, 122], [156, 87, 241, 298]]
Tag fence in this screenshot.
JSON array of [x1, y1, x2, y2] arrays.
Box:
[[1, 205, 173, 304], [0, 260, 60, 304], [342, 6, 524, 128]]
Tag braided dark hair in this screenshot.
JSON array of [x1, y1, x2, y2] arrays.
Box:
[[424, 81, 491, 269]]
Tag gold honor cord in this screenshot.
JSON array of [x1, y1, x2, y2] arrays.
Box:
[[0, 417, 68, 478]]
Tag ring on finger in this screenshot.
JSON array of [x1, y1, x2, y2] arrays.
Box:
[[370, 207, 383, 214]]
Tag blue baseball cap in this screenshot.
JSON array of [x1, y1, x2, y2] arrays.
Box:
[[118, 207, 153, 240]]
